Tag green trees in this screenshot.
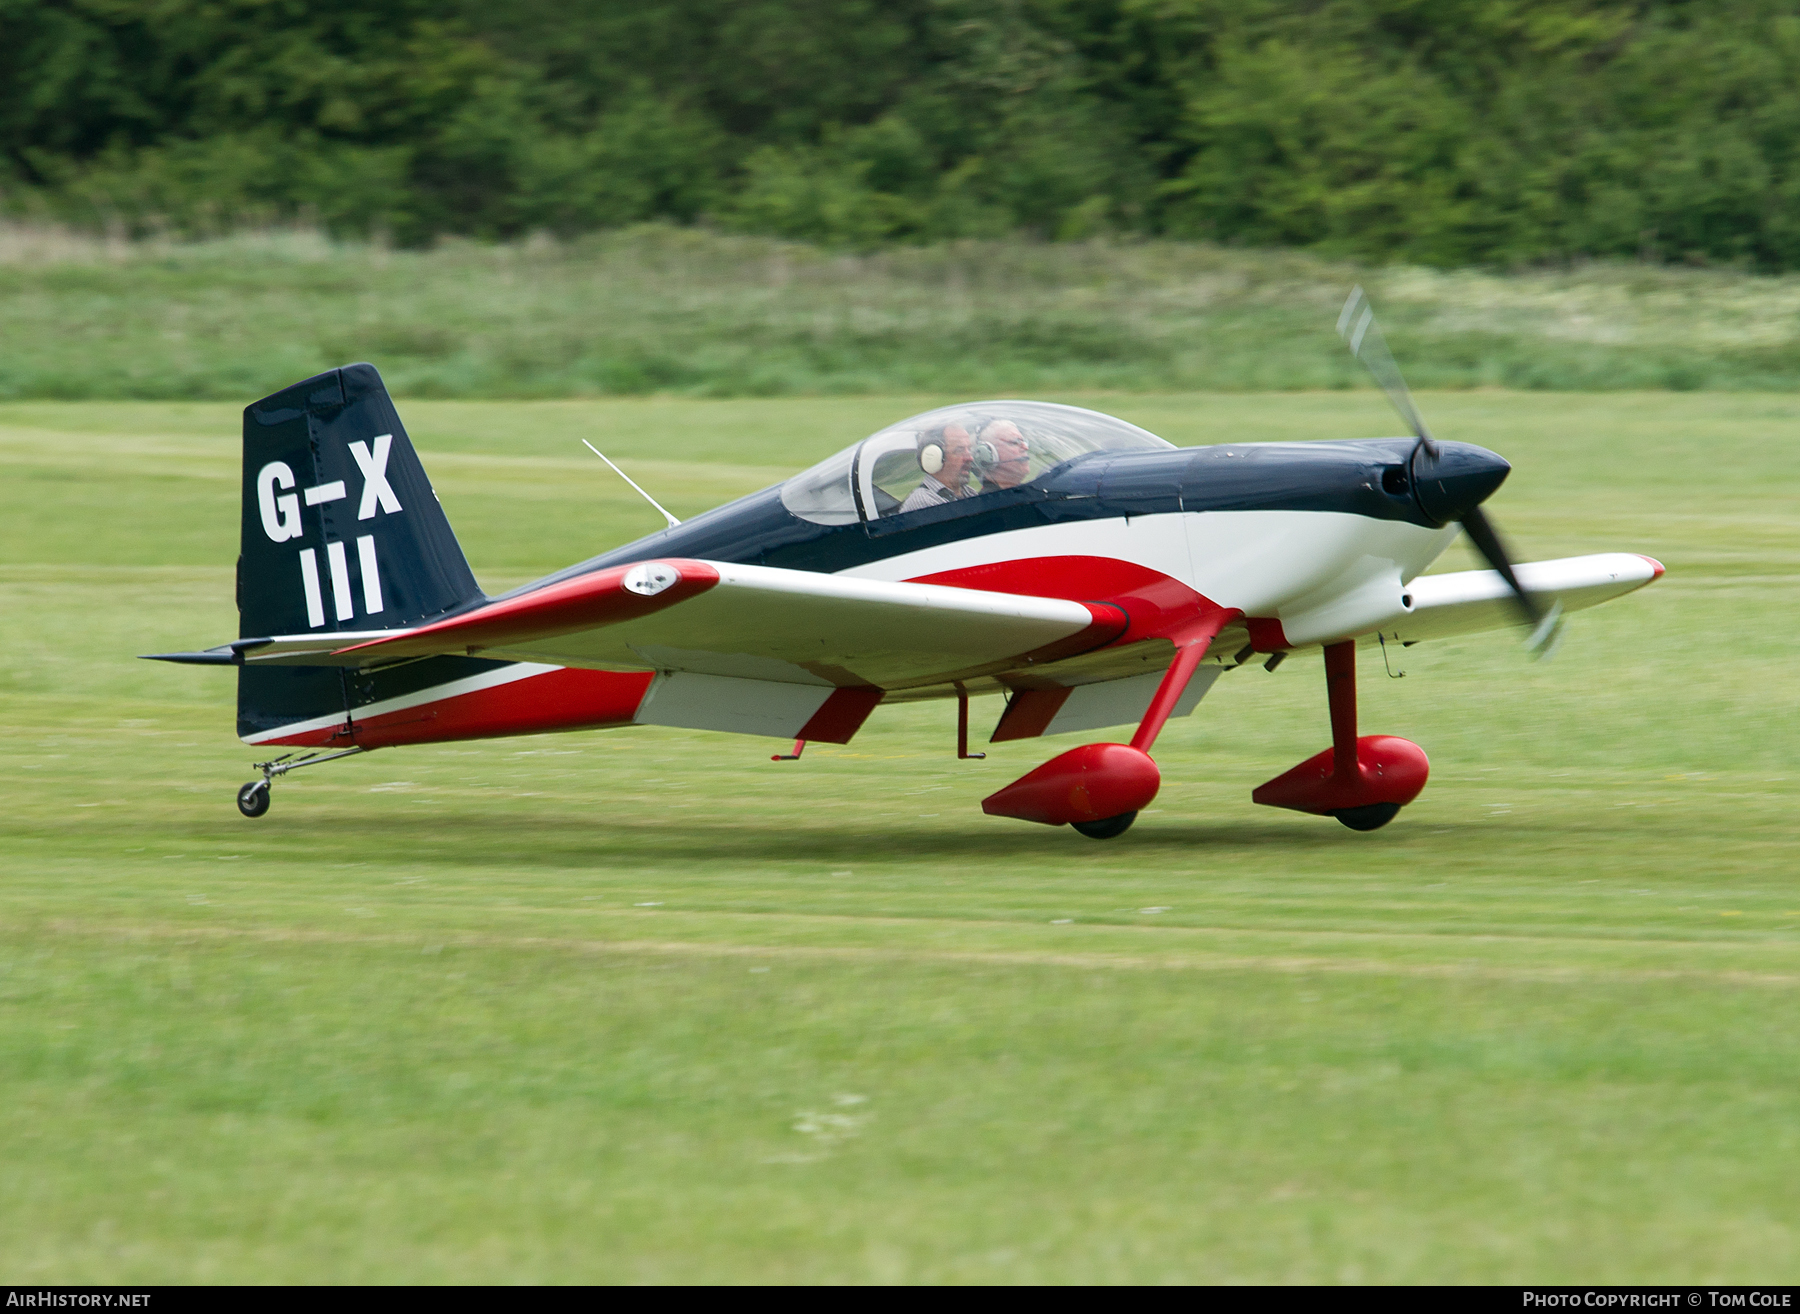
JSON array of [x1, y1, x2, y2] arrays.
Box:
[[4, 0, 1800, 267], [1157, 0, 1800, 269]]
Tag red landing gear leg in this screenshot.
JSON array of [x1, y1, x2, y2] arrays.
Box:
[[980, 629, 1223, 839], [1251, 641, 1429, 831]]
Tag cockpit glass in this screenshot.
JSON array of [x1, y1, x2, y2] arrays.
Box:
[[777, 443, 860, 526], [779, 400, 1173, 525]]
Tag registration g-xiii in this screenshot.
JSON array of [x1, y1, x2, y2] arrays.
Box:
[[149, 290, 1663, 838]]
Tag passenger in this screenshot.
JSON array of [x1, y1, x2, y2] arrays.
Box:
[[975, 420, 1030, 492], [898, 423, 973, 512]]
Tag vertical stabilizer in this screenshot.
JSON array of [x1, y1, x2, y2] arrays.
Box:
[[236, 363, 489, 741], [239, 362, 480, 638]]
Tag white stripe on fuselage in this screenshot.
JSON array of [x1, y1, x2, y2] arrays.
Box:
[[240, 661, 563, 744], [840, 510, 1458, 617]]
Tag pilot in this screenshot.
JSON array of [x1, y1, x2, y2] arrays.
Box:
[[898, 423, 973, 512], [975, 420, 1030, 492]]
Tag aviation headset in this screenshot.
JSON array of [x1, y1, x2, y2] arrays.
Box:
[[971, 422, 1025, 474], [919, 420, 1014, 475], [917, 429, 948, 475]]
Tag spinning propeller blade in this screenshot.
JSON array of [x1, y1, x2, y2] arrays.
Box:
[[1337, 286, 1564, 658], [1337, 285, 1438, 460]]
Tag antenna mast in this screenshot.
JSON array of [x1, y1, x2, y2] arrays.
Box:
[[581, 440, 681, 529]]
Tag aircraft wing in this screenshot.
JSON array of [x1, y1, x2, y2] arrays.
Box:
[[238, 558, 1129, 690], [1375, 552, 1662, 646]]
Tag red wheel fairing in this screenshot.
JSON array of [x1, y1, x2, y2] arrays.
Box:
[[981, 742, 1161, 827]]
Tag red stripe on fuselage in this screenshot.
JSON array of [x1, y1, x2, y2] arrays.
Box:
[[907, 556, 1218, 646], [262, 667, 655, 749]]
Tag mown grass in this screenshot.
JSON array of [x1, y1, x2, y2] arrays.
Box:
[[6, 225, 1800, 401], [1, 390, 1797, 1282]]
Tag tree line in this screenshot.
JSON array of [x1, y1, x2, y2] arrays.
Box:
[[4, 0, 1799, 268]]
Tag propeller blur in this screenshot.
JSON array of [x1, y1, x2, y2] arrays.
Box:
[[1339, 285, 1565, 655]]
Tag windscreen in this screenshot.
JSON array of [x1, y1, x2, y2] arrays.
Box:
[[780, 400, 1173, 525]]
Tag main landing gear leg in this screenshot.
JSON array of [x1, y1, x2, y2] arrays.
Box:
[[982, 632, 1220, 839], [1251, 642, 1429, 830], [236, 746, 370, 818]]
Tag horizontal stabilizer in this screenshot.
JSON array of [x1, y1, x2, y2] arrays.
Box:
[[141, 646, 238, 666]]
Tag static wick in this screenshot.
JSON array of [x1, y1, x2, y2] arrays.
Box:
[[582, 439, 680, 529]]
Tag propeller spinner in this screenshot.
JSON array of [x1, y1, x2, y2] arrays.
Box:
[[1337, 286, 1564, 657]]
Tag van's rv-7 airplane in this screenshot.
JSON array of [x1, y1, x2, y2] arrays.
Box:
[[149, 291, 1662, 839]]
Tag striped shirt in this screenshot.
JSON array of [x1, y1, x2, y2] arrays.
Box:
[[898, 475, 965, 513]]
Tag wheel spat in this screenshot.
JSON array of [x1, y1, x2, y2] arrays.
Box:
[[1337, 286, 1563, 658]]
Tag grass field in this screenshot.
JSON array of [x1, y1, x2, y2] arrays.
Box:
[[9, 225, 1800, 401], [2, 389, 1797, 1282]]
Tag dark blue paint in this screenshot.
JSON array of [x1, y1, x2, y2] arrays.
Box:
[[501, 435, 1478, 595]]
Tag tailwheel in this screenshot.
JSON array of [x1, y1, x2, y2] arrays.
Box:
[[234, 746, 371, 818], [1072, 811, 1138, 840], [1332, 802, 1400, 832]]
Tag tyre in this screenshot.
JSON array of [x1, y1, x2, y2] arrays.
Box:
[[1333, 802, 1400, 831], [236, 781, 270, 818], [1072, 811, 1137, 840]]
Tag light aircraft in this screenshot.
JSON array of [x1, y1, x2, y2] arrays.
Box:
[[149, 290, 1661, 838]]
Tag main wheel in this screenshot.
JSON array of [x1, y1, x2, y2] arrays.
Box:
[[1333, 802, 1400, 832], [1072, 811, 1137, 840], [236, 781, 270, 819]]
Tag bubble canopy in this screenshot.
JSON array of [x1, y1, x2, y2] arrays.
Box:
[[779, 400, 1175, 526]]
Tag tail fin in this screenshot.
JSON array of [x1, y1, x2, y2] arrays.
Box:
[[239, 362, 480, 638], [237, 364, 491, 743]]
